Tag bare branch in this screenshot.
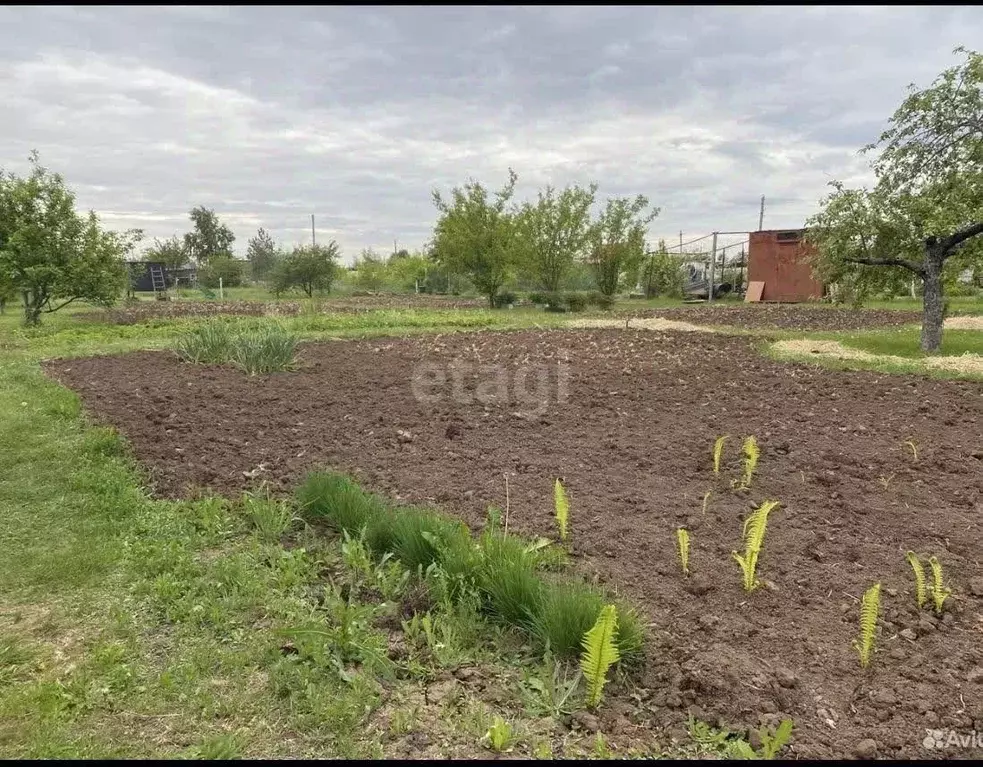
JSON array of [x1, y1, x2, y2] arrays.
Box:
[[939, 221, 983, 254], [844, 256, 925, 275]]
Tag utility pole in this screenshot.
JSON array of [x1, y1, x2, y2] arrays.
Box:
[[758, 195, 765, 231], [707, 231, 718, 303], [679, 230, 683, 251], [311, 214, 316, 246]]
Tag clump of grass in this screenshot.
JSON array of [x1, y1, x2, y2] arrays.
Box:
[[295, 472, 388, 535], [243, 488, 296, 542], [175, 319, 298, 374], [294, 469, 646, 666]]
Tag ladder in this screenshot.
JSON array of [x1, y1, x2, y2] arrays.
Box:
[[149, 264, 168, 300]]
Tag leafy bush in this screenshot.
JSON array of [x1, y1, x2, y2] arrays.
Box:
[[542, 292, 568, 313], [198, 255, 246, 289], [527, 291, 549, 305], [491, 290, 518, 308], [564, 292, 588, 312], [585, 291, 615, 310]]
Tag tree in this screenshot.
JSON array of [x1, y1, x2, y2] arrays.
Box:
[[246, 228, 280, 282], [142, 235, 187, 270], [806, 47, 983, 352], [271, 242, 340, 297], [353, 248, 388, 291], [431, 169, 520, 308], [387, 251, 430, 292], [198, 255, 246, 289], [587, 195, 660, 296], [517, 183, 597, 293], [642, 239, 684, 298], [0, 152, 138, 326], [183, 206, 235, 266]]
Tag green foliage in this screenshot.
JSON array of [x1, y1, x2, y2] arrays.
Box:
[[587, 195, 660, 296], [197, 254, 246, 289], [142, 235, 187, 271], [491, 290, 517, 308], [553, 478, 569, 543], [740, 436, 760, 489], [0, 151, 138, 325], [271, 242, 341, 297], [580, 604, 620, 709], [352, 249, 389, 291], [295, 471, 388, 535], [584, 291, 615, 310], [518, 654, 582, 718], [293, 470, 644, 662], [483, 715, 515, 753], [243, 488, 296, 542], [805, 48, 983, 351], [246, 228, 280, 282], [905, 551, 928, 609], [676, 528, 690, 575], [855, 582, 881, 668], [732, 500, 779, 592], [183, 205, 235, 266], [642, 240, 685, 298], [174, 319, 298, 374], [928, 555, 952, 614], [431, 169, 520, 308], [516, 183, 597, 293]]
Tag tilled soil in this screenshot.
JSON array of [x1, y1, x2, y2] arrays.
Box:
[[43, 329, 983, 759], [625, 303, 923, 330]]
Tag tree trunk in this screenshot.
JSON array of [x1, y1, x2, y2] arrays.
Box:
[[920, 255, 945, 353], [22, 291, 42, 327]]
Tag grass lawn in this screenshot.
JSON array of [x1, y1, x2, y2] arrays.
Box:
[[1, 306, 718, 760], [839, 328, 983, 358]]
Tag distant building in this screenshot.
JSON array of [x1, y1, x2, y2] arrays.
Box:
[[746, 229, 824, 302], [124, 261, 197, 291]]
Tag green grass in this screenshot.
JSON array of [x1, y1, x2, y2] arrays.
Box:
[[838, 328, 983, 358], [293, 471, 645, 662], [0, 306, 684, 759]]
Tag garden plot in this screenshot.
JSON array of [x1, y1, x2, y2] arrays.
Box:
[[44, 329, 983, 759]]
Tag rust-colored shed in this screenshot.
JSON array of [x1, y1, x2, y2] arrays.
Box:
[[746, 229, 824, 302]]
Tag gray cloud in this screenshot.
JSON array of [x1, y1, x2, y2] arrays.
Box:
[[2, 6, 982, 262]]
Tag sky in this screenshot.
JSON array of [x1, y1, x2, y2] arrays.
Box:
[[3, 6, 982, 263]]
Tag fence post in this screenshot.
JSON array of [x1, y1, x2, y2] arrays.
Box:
[[707, 232, 719, 303], [219, 277, 223, 300]]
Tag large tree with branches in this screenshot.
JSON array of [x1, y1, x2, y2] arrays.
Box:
[[807, 47, 983, 352]]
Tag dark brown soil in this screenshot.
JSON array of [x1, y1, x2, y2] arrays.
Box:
[[43, 329, 983, 759], [625, 304, 923, 330]]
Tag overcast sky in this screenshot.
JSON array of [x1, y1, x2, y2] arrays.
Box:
[[3, 6, 982, 262]]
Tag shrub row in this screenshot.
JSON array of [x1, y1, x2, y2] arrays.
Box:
[[295, 471, 644, 662], [527, 291, 615, 312]]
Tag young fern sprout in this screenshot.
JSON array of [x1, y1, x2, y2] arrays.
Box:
[[581, 604, 620, 709], [855, 583, 881, 668], [732, 500, 779, 592], [553, 479, 569, 544], [905, 551, 927, 609], [701, 490, 711, 515], [676, 528, 690, 575], [928, 556, 952, 614], [740, 436, 760, 489], [712, 436, 728, 475]]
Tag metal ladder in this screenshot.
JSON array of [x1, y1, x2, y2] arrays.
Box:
[[149, 264, 168, 299]]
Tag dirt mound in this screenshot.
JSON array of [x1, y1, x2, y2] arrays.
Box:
[[43, 330, 983, 759]]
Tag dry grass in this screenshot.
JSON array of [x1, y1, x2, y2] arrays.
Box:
[[771, 339, 983, 376], [944, 316, 983, 331], [564, 317, 712, 333]]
